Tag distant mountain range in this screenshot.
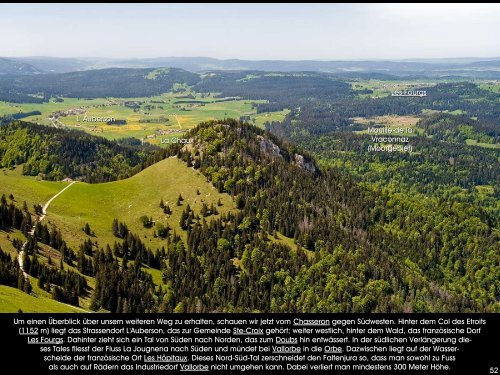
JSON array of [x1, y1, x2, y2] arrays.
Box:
[[0, 57, 43, 75], [1, 56, 500, 78]]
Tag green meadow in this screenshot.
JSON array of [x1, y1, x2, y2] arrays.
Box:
[[44, 157, 235, 250], [0, 285, 87, 313], [253, 109, 290, 129], [0, 229, 25, 258], [0, 166, 71, 209], [465, 139, 500, 149], [479, 83, 500, 94]]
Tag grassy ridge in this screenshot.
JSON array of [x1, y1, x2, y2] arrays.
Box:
[[0, 167, 70, 208], [45, 157, 235, 249], [0, 155, 235, 312]]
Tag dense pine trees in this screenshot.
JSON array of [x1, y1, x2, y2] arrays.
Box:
[[157, 120, 498, 313], [91, 247, 155, 313], [0, 249, 19, 288], [0, 194, 31, 233]]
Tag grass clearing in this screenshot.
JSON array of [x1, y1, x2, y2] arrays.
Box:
[[253, 109, 290, 129], [479, 83, 500, 94], [0, 285, 87, 313], [268, 232, 314, 261], [465, 139, 500, 149]]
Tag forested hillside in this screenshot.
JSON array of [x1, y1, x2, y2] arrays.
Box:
[[158, 120, 498, 313], [0, 67, 200, 100], [0, 122, 168, 182], [0, 57, 42, 75], [0, 119, 498, 312]]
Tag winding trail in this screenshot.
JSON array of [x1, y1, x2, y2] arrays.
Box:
[[18, 181, 77, 277], [39, 181, 77, 223], [16, 180, 87, 312]]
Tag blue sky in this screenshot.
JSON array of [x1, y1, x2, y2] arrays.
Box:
[[0, 4, 499, 60]]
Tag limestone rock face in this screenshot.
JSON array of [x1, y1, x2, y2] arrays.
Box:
[[257, 135, 281, 157], [294, 153, 316, 173]]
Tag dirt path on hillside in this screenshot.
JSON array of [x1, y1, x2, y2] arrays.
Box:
[[18, 181, 77, 278]]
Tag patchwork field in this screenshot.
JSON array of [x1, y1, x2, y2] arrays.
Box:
[[0, 91, 287, 146]]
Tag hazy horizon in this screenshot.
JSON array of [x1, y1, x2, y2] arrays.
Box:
[[1, 4, 499, 60], [5, 55, 500, 62]]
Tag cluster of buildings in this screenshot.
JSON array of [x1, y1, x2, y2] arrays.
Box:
[[50, 108, 86, 118]]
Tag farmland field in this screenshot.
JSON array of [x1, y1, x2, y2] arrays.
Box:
[[0, 91, 287, 145]]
